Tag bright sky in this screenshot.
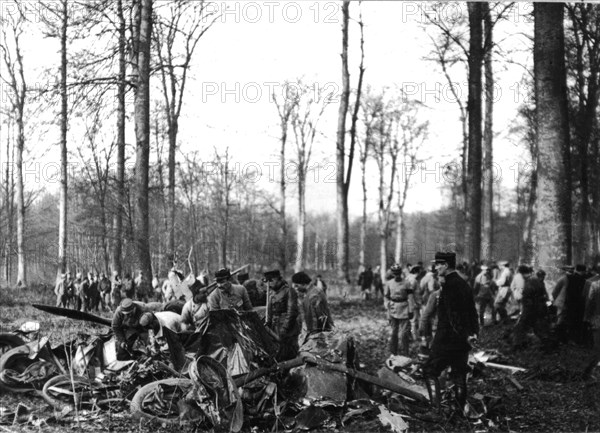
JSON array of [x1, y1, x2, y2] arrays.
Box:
[[1, 1, 534, 219]]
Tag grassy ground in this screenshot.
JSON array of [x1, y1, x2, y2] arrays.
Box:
[[1, 283, 599, 432]]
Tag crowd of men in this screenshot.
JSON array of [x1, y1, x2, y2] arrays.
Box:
[[52, 254, 600, 407], [103, 267, 333, 362], [362, 253, 600, 406]]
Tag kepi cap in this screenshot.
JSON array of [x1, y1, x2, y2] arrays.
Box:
[[214, 268, 231, 281], [291, 271, 311, 285], [263, 270, 281, 282]]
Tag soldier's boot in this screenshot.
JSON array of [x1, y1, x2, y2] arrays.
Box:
[[453, 374, 468, 411]]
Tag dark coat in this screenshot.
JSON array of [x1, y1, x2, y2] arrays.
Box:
[[432, 271, 479, 350]]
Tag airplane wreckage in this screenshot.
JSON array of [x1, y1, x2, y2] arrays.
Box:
[[0, 266, 522, 432]]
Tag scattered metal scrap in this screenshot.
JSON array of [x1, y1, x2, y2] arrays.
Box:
[[0, 306, 522, 431]]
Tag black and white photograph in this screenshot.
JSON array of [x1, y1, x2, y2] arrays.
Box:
[[0, 1, 599, 432]]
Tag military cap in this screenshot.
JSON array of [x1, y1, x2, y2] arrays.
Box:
[[214, 268, 231, 281], [291, 271, 311, 285], [263, 270, 281, 282], [120, 298, 135, 315], [237, 272, 249, 283], [575, 264, 587, 273], [434, 252, 456, 268], [517, 265, 532, 274], [561, 265, 575, 272]]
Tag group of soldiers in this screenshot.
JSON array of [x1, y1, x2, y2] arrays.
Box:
[[377, 252, 600, 406], [109, 267, 334, 362], [54, 270, 149, 312]]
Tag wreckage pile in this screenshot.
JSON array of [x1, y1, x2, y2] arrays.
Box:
[[0, 307, 433, 432]]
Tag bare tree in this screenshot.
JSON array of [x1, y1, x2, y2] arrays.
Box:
[[565, 4, 600, 262], [153, 1, 217, 262], [132, 0, 154, 285], [290, 81, 328, 272], [358, 87, 380, 271], [482, 2, 494, 261], [335, 1, 365, 283], [0, 1, 28, 287], [394, 102, 428, 263], [272, 82, 298, 271], [369, 89, 402, 282], [534, 3, 572, 281]]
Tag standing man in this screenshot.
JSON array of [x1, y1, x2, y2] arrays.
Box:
[[264, 269, 301, 361], [473, 266, 498, 326], [512, 266, 555, 351], [384, 264, 415, 356], [407, 265, 425, 341], [207, 268, 253, 311], [98, 272, 112, 311], [583, 277, 600, 378], [565, 265, 587, 345], [422, 252, 479, 409], [121, 273, 135, 300], [55, 273, 69, 308], [358, 266, 374, 300], [292, 271, 334, 334], [111, 271, 122, 310]]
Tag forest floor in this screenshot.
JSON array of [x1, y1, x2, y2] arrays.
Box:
[[0, 284, 599, 432]]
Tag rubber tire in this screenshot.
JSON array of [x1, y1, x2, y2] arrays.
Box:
[[0, 344, 38, 393], [0, 334, 26, 356], [41, 374, 91, 409], [130, 378, 202, 425]]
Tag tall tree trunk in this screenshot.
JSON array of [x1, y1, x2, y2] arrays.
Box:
[[336, 1, 350, 282], [379, 233, 387, 284], [482, 2, 494, 262], [466, 2, 483, 263], [15, 116, 26, 288], [112, 0, 126, 276], [57, 0, 68, 283], [168, 120, 177, 259], [521, 168, 537, 264], [134, 0, 153, 285], [394, 208, 405, 264], [4, 120, 12, 283], [359, 154, 368, 268], [280, 125, 287, 271], [534, 2, 572, 282], [295, 170, 306, 272]]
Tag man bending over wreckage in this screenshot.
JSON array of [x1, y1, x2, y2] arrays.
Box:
[[111, 298, 152, 360], [422, 252, 479, 410], [139, 310, 184, 354]]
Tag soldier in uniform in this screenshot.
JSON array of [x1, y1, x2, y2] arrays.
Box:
[[97, 273, 111, 311], [291, 271, 333, 334], [358, 266, 374, 300], [264, 269, 301, 361], [473, 266, 498, 326], [384, 264, 415, 356], [111, 271, 122, 310], [512, 266, 555, 351], [55, 273, 69, 308], [422, 252, 479, 409], [207, 268, 253, 311]]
